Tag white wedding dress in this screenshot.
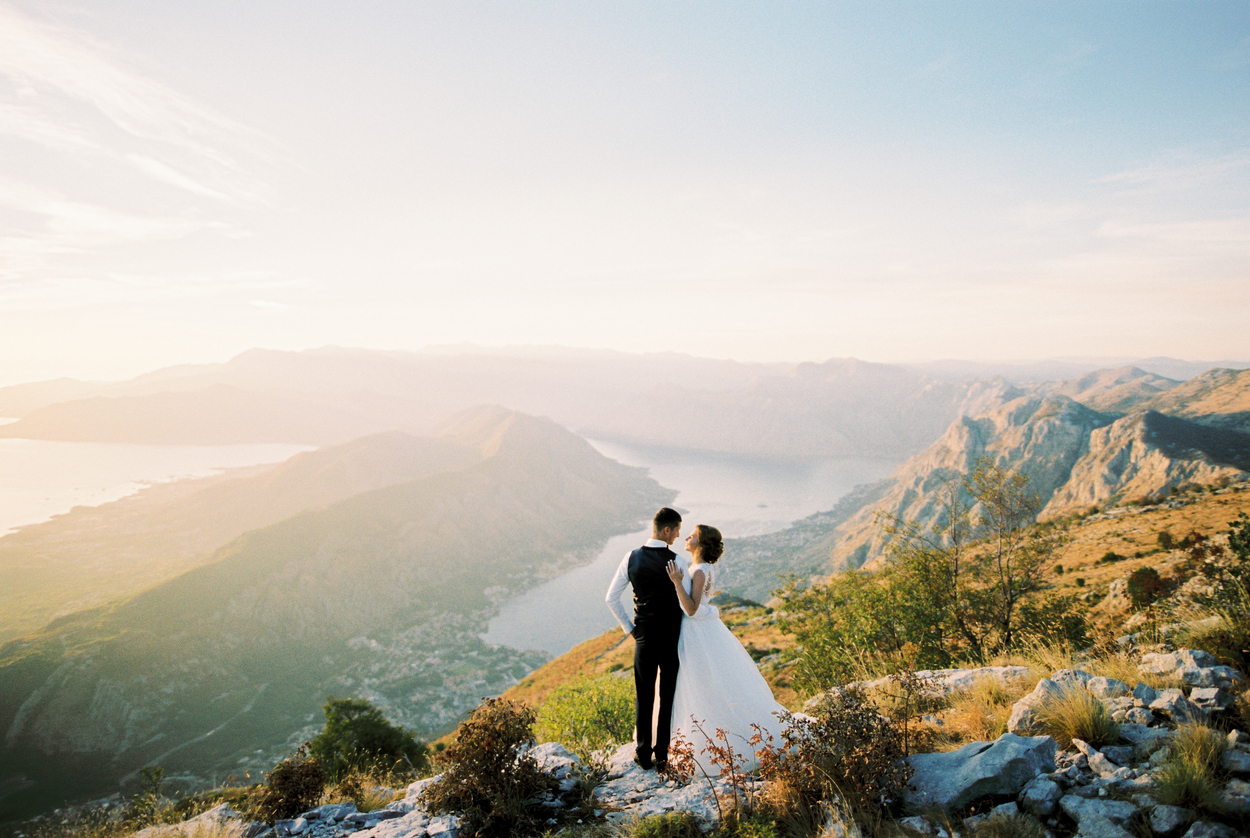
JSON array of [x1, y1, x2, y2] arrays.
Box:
[[667, 563, 788, 775]]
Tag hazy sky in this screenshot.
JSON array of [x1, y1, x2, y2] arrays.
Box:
[[2, 1, 1248, 382]]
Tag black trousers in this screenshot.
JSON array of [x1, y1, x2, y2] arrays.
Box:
[[633, 627, 680, 762]]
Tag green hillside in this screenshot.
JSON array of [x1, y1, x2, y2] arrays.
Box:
[[0, 408, 672, 824], [0, 431, 481, 643]]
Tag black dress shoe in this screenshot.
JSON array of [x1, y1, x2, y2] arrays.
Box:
[[633, 752, 654, 770]]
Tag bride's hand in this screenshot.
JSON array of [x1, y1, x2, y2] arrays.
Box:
[[665, 560, 683, 585]]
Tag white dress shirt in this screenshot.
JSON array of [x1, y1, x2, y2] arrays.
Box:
[[605, 538, 685, 635]]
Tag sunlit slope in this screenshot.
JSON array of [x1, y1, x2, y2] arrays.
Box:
[[0, 409, 671, 823], [1143, 368, 1250, 432], [0, 431, 482, 643], [724, 368, 1250, 586]]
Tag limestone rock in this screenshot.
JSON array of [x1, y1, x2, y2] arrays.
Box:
[[1101, 746, 1135, 765], [906, 733, 1056, 812], [1217, 778, 1250, 815], [1188, 687, 1233, 711], [1140, 650, 1246, 690], [1008, 678, 1063, 735], [1148, 805, 1195, 837], [1180, 823, 1241, 838], [1018, 775, 1063, 816], [1148, 688, 1206, 723], [354, 811, 431, 838], [1132, 683, 1158, 704], [1220, 748, 1250, 775], [1086, 676, 1132, 699], [1058, 795, 1139, 826], [595, 743, 729, 828], [1118, 723, 1173, 760], [1075, 813, 1135, 838]]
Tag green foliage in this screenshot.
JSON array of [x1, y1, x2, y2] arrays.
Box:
[[1158, 530, 1175, 551], [418, 697, 558, 838], [776, 459, 1072, 690], [1098, 551, 1125, 564], [257, 745, 328, 824], [1126, 567, 1166, 611], [126, 765, 165, 825], [534, 673, 633, 765], [720, 809, 780, 838], [630, 811, 703, 838], [1014, 593, 1089, 649], [309, 697, 429, 780]]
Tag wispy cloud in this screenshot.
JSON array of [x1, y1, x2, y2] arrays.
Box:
[[0, 4, 278, 196], [0, 2, 283, 298], [1095, 154, 1250, 193]]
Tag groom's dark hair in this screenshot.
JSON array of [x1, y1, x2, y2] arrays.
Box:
[[652, 507, 682, 532]]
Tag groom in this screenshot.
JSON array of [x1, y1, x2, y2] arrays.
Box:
[[605, 507, 684, 771]]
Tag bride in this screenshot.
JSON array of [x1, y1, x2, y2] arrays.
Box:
[[664, 524, 788, 774]]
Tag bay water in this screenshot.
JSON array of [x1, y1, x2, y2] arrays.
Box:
[[481, 439, 895, 656]]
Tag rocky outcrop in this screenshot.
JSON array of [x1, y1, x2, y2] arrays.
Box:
[[1042, 411, 1250, 518], [906, 734, 1056, 812], [827, 394, 1111, 568]]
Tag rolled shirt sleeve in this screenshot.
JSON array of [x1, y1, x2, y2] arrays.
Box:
[[605, 552, 634, 635]]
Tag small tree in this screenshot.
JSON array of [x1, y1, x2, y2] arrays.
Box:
[[309, 697, 429, 779], [882, 458, 1067, 662]]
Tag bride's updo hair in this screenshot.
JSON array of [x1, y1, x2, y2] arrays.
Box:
[[695, 524, 724, 563]]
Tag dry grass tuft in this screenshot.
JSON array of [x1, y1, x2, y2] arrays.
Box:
[[1035, 685, 1119, 750], [971, 812, 1047, 838], [932, 675, 1030, 750], [1152, 722, 1228, 814], [133, 822, 247, 838]]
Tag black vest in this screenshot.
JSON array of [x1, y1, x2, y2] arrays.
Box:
[[627, 545, 682, 638]]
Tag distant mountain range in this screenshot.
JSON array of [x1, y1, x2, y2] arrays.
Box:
[[725, 367, 1250, 599], [0, 408, 671, 824], [2, 346, 1245, 460]]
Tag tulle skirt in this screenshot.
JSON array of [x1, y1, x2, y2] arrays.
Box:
[[668, 603, 788, 774]]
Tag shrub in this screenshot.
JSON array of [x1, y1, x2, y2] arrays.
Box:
[[127, 765, 166, 825], [418, 697, 558, 838], [1098, 551, 1125, 564], [1126, 567, 1166, 611], [1158, 531, 1175, 551], [630, 811, 703, 838], [1053, 564, 1064, 575], [755, 688, 911, 819], [308, 697, 429, 780], [534, 673, 633, 765], [1035, 686, 1118, 750], [256, 745, 327, 824]]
